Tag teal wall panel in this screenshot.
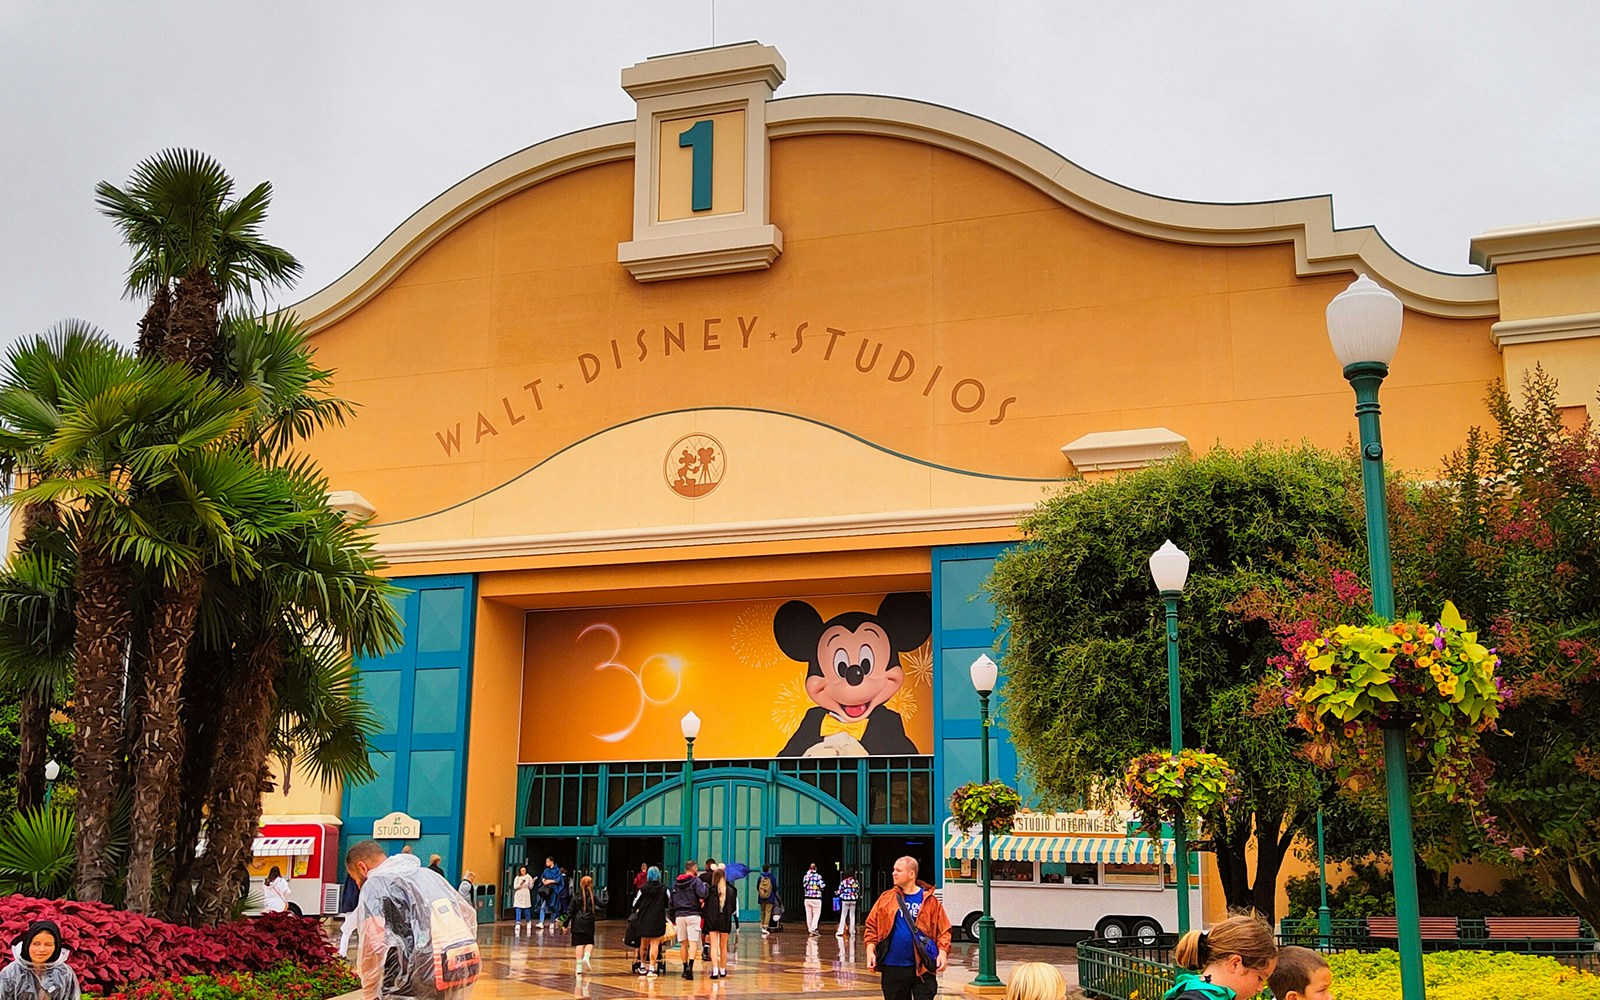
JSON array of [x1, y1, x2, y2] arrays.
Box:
[[341, 574, 475, 880]]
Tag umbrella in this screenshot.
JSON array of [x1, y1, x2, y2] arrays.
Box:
[[724, 862, 751, 881]]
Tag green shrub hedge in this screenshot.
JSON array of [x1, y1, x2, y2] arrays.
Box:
[[1326, 950, 1599, 1000]]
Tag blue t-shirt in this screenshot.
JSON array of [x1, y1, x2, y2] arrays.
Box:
[[883, 888, 924, 967]]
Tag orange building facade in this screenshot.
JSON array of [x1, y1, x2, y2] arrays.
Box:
[[259, 43, 1600, 931]]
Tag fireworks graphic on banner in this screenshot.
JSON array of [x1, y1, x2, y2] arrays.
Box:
[[771, 677, 812, 734], [731, 601, 787, 670], [900, 641, 933, 689]]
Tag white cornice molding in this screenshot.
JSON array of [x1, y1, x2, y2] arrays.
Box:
[[285, 95, 1500, 333], [765, 96, 1496, 319], [1490, 311, 1600, 349], [326, 490, 376, 519], [1469, 217, 1600, 270], [375, 504, 1035, 564], [1061, 427, 1188, 472]]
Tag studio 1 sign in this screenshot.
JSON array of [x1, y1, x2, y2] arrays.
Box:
[[373, 811, 421, 840]]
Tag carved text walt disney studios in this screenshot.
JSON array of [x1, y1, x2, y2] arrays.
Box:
[[433, 316, 1019, 456]]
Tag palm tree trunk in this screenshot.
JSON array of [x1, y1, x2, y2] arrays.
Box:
[[166, 269, 223, 373], [125, 572, 204, 913], [71, 537, 132, 903], [135, 283, 172, 359], [193, 633, 283, 925], [16, 684, 51, 812], [165, 647, 225, 923]]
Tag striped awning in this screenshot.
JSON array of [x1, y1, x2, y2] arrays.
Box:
[[252, 836, 315, 856], [944, 830, 1172, 865]]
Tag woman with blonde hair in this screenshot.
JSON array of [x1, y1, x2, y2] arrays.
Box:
[[569, 873, 598, 973], [1162, 914, 1278, 1000], [702, 864, 737, 978], [1005, 962, 1066, 1000]]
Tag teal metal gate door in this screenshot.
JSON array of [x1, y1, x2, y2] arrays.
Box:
[[693, 778, 765, 918]]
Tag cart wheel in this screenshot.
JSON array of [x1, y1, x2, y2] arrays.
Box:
[[1132, 919, 1161, 945], [1095, 917, 1129, 941], [961, 912, 982, 942]]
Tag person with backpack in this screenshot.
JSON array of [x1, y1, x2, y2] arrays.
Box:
[[755, 865, 777, 936], [864, 856, 950, 1000], [669, 860, 710, 979], [345, 840, 481, 999]]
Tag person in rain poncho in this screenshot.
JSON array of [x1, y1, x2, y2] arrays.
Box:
[[0, 919, 81, 1000], [346, 840, 482, 999]]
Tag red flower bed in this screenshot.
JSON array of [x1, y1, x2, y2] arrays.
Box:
[[0, 896, 337, 993]]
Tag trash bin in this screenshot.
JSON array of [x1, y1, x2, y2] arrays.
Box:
[[474, 884, 497, 924]]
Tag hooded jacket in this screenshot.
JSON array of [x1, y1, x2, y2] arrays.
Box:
[[353, 851, 480, 999], [0, 941, 80, 1000], [668, 871, 709, 918], [1161, 972, 1238, 1000], [630, 879, 668, 935]]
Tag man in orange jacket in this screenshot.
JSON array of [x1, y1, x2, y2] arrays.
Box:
[[863, 856, 951, 1000]]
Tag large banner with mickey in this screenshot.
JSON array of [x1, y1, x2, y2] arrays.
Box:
[[518, 593, 934, 763]]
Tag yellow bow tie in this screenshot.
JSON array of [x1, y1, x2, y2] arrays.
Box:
[[819, 715, 870, 741]]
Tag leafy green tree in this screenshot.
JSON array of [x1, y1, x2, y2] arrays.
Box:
[[1383, 370, 1600, 927], [987, 445, 1367, 919]]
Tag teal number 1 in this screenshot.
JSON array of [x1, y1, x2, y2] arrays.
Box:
[[678, 119, 713, 212]]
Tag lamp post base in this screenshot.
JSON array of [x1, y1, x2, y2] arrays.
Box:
[[963, 983, 1010, 996], [970, 916, 1003, 989]]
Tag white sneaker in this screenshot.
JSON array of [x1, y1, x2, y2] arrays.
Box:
[[536, 923, 544, 929]]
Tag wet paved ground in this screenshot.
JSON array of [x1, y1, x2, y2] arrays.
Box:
[[453, 919, 1082, 998]]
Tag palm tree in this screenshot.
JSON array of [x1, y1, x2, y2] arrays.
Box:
[[0, 323, 261, 903], [0, 515, 75, 812], [95, 149, 301, 371], [187, 463, 400, 924]]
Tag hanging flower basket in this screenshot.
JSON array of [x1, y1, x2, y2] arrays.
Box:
[[1123, 748, 1238, 840], [949, 781, 1022, 836], [1282, 601, 1505, 796]]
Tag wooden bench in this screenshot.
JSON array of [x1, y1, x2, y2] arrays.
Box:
[[1366, 916, 1461, 941], [1484, 916, 1584, 941]]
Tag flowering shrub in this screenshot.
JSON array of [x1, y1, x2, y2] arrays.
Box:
[[1283, 601, 1505, 796], [1324, 949, 1600, 1000], [0, 895, 335, 992], [1122, 748, 1238, 839], [949, 781, 1022, 835], [86, 961, 358, 1000]]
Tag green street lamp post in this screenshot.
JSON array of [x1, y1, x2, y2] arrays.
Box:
[[1317, 805, 1332, 946], [44, 760, 60, 807], [1149, 540, 1192, 936], [969, 653, 1003, 988], [680, 711, 700, 869], [1327, 274, 1424, 999]]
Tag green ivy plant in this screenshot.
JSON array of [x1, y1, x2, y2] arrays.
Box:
[[949, 781, 1022, 835]]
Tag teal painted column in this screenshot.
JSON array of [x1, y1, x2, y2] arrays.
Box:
[[1347, 361, 1425, 1000], [1162, 593, 1191, 936]]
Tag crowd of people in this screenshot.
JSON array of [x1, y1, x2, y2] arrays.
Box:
[[250, 840, 1346, 1000]]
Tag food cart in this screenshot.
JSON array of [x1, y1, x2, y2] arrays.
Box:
[[940, 811, 1203, 944], [247, 821, 343, 916]]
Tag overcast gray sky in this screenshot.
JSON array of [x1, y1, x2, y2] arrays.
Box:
[[3, 1, 1596, 347]]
